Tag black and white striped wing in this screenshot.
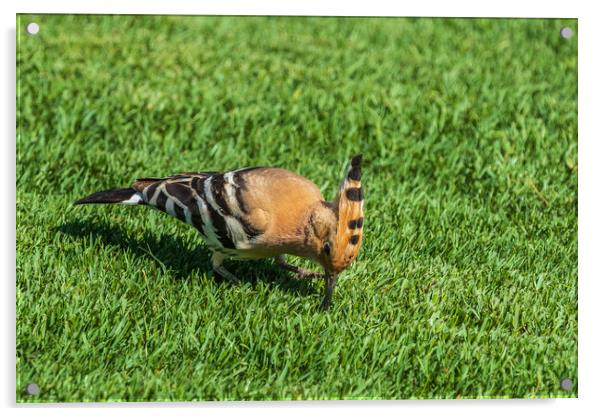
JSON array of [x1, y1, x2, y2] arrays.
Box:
[[136, 170, 263, 253]]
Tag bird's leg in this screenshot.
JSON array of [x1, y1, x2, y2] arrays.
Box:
[[276, 255, 323, 279], [211, 252, 240, 283], [320, 273, 338, 310]]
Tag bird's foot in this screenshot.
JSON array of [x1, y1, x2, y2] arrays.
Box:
[[292, 267, 323, 280], [213, 265, 240, 284], [276, 255, 323, 280]]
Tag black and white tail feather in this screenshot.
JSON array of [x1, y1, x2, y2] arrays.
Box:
[[74, 188, 144, 205], [74, 170, 262, 283]]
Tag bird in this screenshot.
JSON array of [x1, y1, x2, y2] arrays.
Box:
[[74, 155, 364, 309]]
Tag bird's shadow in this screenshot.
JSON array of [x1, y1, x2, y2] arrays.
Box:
[[55, 219, 319, 297]]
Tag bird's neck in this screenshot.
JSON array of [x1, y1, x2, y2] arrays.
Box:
[[275, 210, 321, 261]]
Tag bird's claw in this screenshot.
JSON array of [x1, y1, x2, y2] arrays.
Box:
[[292, 268, 323, 280]]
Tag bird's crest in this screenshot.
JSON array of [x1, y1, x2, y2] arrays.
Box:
[[331, 154, 364, 272]]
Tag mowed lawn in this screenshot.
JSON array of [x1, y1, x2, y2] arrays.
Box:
[[16, 15, 577, 401]]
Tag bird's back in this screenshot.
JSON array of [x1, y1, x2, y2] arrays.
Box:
[[238, 167, 325, 249], [131, 167, 324, 258]]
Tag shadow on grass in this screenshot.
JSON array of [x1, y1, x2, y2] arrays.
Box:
[[56, 219, 319, 297]]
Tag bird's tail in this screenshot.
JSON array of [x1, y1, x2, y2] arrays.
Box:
[[74, 188, 144, 205]]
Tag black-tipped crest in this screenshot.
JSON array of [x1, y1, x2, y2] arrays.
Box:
[[347, 154, 363, 181], [329, 154, 365, 273]]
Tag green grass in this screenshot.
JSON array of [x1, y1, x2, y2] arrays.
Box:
[[16, 15, 577, 401]]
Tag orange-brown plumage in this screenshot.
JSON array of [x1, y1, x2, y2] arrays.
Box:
[[332, 155, 364, 273]]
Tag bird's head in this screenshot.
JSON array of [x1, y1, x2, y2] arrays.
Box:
[[306, 155, 364, 276]]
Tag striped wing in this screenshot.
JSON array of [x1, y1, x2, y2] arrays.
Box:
[[133, 170, 263, 252]]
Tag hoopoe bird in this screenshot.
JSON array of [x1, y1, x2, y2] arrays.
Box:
[[74, 155, 364, 309]]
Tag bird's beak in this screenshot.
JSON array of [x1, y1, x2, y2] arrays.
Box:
[[320, 272, 338, 310]]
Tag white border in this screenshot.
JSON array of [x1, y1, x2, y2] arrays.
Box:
[[3, 1, 600, 416], [7, 0, 583, 18]]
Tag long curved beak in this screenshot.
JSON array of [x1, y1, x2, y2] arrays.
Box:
[[320, 273, 339, 310]]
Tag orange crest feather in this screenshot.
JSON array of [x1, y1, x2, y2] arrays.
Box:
[[331, 154, 364, 273]]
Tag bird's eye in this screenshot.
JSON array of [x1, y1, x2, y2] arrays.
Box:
[[323, 242, 331, 256]]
